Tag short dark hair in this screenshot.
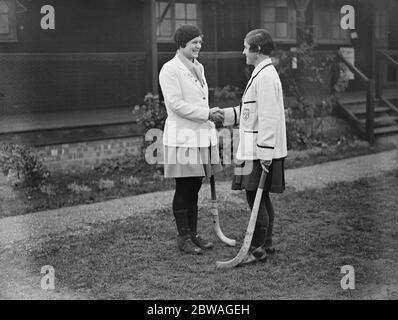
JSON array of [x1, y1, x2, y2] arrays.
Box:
[[174, 24, 203, 49], [245, 29, 275, 55]]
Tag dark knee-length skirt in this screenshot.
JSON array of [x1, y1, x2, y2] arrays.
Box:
[[232, 158, 286, 193]]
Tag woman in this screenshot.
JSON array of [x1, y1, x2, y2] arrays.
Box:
[[159, 25, 224, 255], [222, 29, 287, 264]]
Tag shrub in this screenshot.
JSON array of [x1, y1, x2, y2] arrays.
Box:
[[121, 176, 141, 187], [132, 93, 167, 131], [214, 85, 242, 101], [67, 182, 92, 194], [273, 34, 347, 149], [39, 184, 57, 196], [94, 153, 141, 175], [151, 170, 164, 181], [98, 178, 115, 191], [0, 143, 50, 188]]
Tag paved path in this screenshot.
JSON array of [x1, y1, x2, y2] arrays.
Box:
[[0, 149, 397, 247]]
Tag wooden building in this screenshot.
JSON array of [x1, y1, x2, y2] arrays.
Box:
[[0, 0, 397, 148]]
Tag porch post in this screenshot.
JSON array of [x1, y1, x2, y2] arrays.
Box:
[[150, 0, 159, 95], [370, 0, 376, 81], [212, 0, 219, 90]]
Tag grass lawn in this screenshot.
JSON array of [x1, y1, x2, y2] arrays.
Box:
[[1, 170, 397, 300], [0, 137, 395, 218]]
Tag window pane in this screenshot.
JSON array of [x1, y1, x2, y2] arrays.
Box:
[[159, 2, 171, 18], [276, 0, 287, 7], [186, 4, 196, 19], [0, 15, 9, 34], [175, 19, 187, 29], [264, 23, 275, 37], [276, 7, 288, 22], [186, 19, 197, 27], [264, 0, 276, 8], [264, 8, 275, 22], [158, 20, 172, 37], [175, 3, 186, 19], [275, 22, 288, 38], [0, 0, 9, 13]]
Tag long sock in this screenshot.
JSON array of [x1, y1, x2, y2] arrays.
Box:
[[246, 190, 269, 248]]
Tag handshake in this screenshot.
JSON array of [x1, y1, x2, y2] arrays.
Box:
[[209, 107, 224, 126]]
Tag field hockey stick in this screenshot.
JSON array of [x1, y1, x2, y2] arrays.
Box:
[[210, 175, 236, 247], [216, 169, 267, 268]]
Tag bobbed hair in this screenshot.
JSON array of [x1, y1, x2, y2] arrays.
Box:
[[245, 29, 275, 55], [174, 24, 203, 49]]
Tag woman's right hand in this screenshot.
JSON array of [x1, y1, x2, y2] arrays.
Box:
[[209, 107, 224, 125]]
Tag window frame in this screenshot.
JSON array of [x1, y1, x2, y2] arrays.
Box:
[[312, 0, 351, 45], [260, 0, 297, 44], [0, 0, 17, 42], [156, 0, 202, 43]]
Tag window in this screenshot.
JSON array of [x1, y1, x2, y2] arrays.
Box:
[[261, 0, 296, 42], [156, 1, 200, 42], [0, 0, 17, 42], [313, 0, 350, 44]]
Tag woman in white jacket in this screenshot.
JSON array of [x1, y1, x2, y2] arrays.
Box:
[[222, 29, 287, 264], [159, 25, 223, 255]]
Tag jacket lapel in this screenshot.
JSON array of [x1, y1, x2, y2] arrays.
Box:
[[174, 56, 206, 94]]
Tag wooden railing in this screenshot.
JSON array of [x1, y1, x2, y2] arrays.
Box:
[[376, 50, 398, 99], [336, 52, 375, 143]]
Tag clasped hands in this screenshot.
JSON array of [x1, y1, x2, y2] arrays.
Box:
[[209, 107, 224, 125]]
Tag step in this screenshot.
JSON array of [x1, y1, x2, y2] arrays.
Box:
[[353, 107, 390, 116], [374, 125, 398, 135], [359, 116, 398, 126]]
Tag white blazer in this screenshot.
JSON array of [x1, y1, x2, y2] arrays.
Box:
[[159, 55, 218, 148], [223, 58, 287, 161]]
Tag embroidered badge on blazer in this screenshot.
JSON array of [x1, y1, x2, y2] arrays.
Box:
[[242, 108, 250, 121]]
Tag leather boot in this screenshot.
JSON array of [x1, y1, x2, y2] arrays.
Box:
[[188, 205, 213, 250], [173, 208, 202, 255]]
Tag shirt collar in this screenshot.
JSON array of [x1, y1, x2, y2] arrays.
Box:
[[252, 57, 273, 77], [176, 50, 200, 68]]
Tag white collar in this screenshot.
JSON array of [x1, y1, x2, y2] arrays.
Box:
[[252, 57, 273, 76]]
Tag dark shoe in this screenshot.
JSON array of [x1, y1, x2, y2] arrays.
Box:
[[191, 233, 214, 250], [241, 246, 267, 265], [177, 235, 203, 255], [265, 247, 276, 254]]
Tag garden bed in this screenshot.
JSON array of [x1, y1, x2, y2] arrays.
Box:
[[0, 136, 396, 218]]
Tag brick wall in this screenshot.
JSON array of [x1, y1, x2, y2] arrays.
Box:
[[36, 136, 144, 172]]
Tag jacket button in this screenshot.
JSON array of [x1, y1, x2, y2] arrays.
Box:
[[203, 97, 206, 100]]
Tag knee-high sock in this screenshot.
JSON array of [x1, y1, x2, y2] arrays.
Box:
[[246, 190, 269, 248]]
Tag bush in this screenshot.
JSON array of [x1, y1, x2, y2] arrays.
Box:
[[98, 178, 115, 191], [67, 182, 92, 194], [121, 176, 141, 187], [132, 93, 167, 131], [213, 85, 242, 101], [273, 36, 346, 149], [94, 153, 141, 175], [39, 184, 57, 196], [0, 143, 50, 188]]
